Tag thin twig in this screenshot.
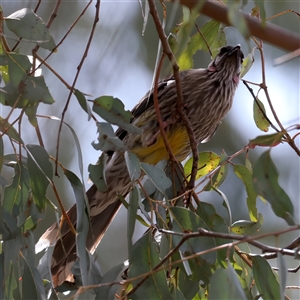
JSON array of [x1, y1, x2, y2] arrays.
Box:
[[31, 1, 93, 73], [153, 53, 177, 163], [122, 225, 300, 299], [55, 0, 100, 176], [148, 0, 199, 205]]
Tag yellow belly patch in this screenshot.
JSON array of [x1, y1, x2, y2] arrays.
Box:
[[131, 127, 189, 165]]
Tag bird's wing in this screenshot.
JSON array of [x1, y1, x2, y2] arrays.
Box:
[[114, 71, 190, 141]]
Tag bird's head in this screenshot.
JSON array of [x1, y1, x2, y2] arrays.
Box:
[[208, 45, 244, 83]]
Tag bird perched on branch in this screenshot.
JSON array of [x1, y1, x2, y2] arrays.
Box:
[[37, 45, 244, 287]]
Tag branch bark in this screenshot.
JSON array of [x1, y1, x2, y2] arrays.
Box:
[[178, 0, 300, 52]]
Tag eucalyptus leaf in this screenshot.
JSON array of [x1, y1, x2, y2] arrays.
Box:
[[6, 8, 56, 50], [93, 96, 141, 134], [252, 255, 281, 299], [253, 150, 294, 225]]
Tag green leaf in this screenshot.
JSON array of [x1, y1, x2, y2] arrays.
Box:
[[241, 47, 255, 78], [253, 98, 270, 132], [169, 207, 216, 264], [7, 52, 31, 88], [253, 0, 266, 23], [248, 132, 285, 148], [0, 75, 54, 108], [252, 255, 281, 300], [184, 151, 220, 180], [141, 1, 149, 36], [24, 76, 55, 104], [227, 2, 249, 38], [169, 6, 198, 60], [64, 168, 90, 286], [0, 43, 9, 83], [231, 213, 263, 235], [95, 263, 126, 300], [0, 117, 23, 143], [128, 187, 139, 262], [196, 202, 230, 268], [20, 251, 46, 300], [3, 162, 30, 214], [6, 8, 56, 50], [178, 269, 199, 300], [0, 136, 3, 172], [234, 164, 258, 221], [209, 264, 247, 299], [24, 103, 38, 127], [93, 96, 141, 134], [74, 89, 92, 120], [88, 158, 107, 193], [3, 262, 17, 300], [204, 151, 228, 191], [26, 144, 53, 212], [210, 26, 227, 58], [165, 161, 185, 202], [177, 20, 220, 70], [277, 253, 287, 300], [128, 231, 173, 299], [213, 187, 232, 226], [140, 162, 172, 196], [125, 151, 141, 182], [92, 122, 126, 152], [232, 243, 254, 295], [253, 150, 294, 225]]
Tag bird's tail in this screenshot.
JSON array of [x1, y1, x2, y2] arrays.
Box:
[[37, 151, 131, 287]]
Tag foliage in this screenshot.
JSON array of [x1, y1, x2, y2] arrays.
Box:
[[1, 1, 299, 300]]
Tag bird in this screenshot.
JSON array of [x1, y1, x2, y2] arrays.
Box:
[[37, 45, 244, 287]]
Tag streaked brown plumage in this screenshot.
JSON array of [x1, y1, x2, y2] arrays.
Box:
[[37, 45, 244, 287]]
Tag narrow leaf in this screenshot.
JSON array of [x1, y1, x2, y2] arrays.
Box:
[[64, 169, 89, 286], [125, 151, 141, 182], [240, 47, 255, 78], [0, 117, 23, 143], [140, 162, 172, 195], [234, 164, 258, 221], [128, 186, 139, 262], [252, 255, 281, 299], [277, 253, 287, 300], [26, 144, 52, 212], [253, 97, 270, 132], [20, 252, 46, 300], [253, 150, 294, 225], [0, 136, 3, 172], [74, 89, 92, 120], [248, 132, 285, 148]]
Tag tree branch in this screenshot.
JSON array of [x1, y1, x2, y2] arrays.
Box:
[[178, 0, 300, 52]]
